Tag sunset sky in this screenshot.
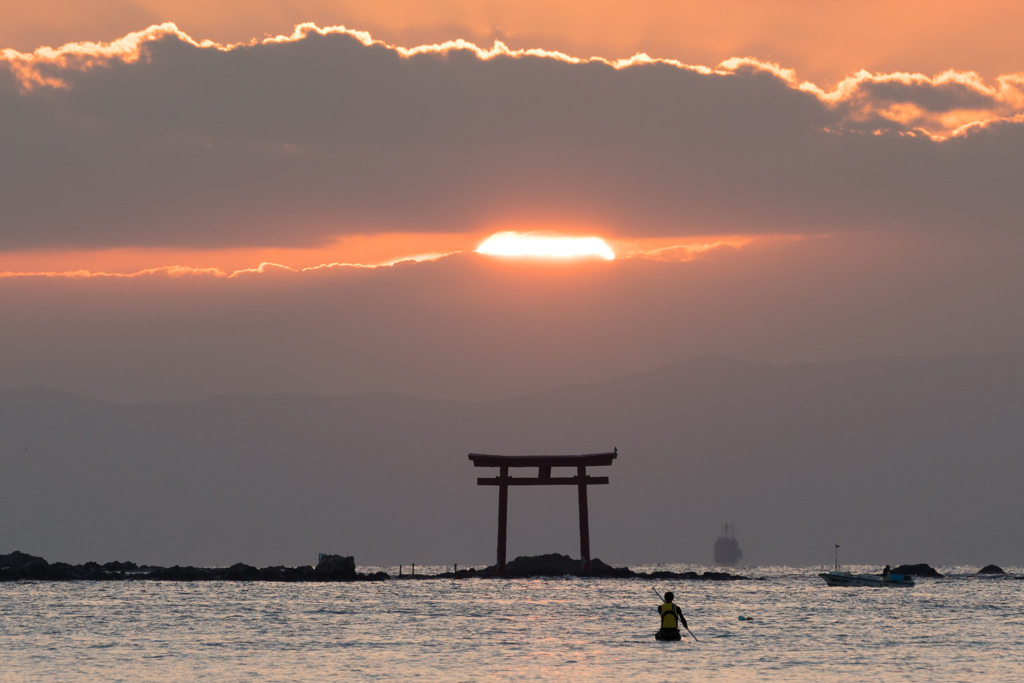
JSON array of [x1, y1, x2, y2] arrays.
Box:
[[2, 1, 1024, 402]]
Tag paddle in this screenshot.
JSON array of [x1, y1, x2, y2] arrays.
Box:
[[651, 588, 699, 642]]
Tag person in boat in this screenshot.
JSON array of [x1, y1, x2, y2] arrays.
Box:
[[882, 564, 892, 579], [658, 592, 687, 640]]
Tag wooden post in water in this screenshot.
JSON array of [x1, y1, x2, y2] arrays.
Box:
[[577, 465, 591, 574], [468, 450, 617, 577]]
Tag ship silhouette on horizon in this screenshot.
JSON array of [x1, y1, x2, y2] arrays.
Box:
[[714, 523, 743, 566]]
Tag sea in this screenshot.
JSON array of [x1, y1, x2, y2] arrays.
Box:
[[1, 564, 1021, 682]]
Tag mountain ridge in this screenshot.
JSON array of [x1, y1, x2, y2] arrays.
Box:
[[2, 352, 1022, 568]]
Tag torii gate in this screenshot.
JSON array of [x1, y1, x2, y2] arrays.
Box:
[[468, 449, 618, 575]]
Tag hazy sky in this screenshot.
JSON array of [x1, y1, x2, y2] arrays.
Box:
[[1, 3, 1023, 402], [5, 354, 1023, 567], [3, 2, 1024, 569]]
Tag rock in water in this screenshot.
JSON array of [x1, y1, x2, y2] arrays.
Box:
[[223, 563, 262, 581], [978, 564, 1006, 575], [315, 554, 356, 579], [102, 561, 138, 572], [0, 551, 51, 579], [485, 553, 633, 577], [502, 553, 586, 576], [892, 563, 944, 578], [0, 550, 46, 570]]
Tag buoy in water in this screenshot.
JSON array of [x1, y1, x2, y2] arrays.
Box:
[[739, 616, 754, 621]]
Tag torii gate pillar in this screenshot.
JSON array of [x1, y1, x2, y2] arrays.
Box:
[[577, 465, 590, 571], [468, 450, 618, 575]]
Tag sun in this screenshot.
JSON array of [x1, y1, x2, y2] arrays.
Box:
[[476, 232, 616, 260]]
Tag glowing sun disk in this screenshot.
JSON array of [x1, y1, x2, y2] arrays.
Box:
[[476, 232, 615, 260]]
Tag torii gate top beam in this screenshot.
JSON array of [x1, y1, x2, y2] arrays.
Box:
[[468, 451, 617, 469]]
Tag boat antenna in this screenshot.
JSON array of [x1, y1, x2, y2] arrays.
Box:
[[835, 544, 840, 571]]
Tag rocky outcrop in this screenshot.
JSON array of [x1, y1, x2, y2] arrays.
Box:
[[476, 554, 749, 580], [479, 553, 633, 578], [0, 554, 147, 581], [102, 561, 139, 572], [0, 551, 50, 579], [0, 551, 386, 582], [2, 550, 746, 582], [978, 564, 1006, 575], [892, 563, 944, 578], [314, 555, 356, 580]]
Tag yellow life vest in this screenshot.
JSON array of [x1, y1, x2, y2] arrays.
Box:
[[659, 603, 679, 629]]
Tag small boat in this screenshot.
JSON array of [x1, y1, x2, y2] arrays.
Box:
[[818, 544, 915, 587], [818, 570, 915, 587]]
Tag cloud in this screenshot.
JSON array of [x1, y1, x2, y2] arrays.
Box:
[[2, 232, 1024, 404], [2, 24, 1024, 251], [0, 252, 456, 280], [809, 69, 1024, 138], [7, 2, 1024, 87]]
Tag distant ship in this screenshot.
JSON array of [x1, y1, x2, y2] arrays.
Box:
[[713, 524, 743, 566]]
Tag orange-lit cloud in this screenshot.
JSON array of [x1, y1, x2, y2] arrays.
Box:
[[3, 23, 1024, 257], [3, 229, 1023, 406], [6, 23, 1023, 138], [2, 21, 715, 92], [805, 69, 1024, 139], [6, 1, 1024, 87], [0, 258, 459, 281], [0, 233, 474, 279], [701, 57, 1024, 140], [0, 233, 767, 278], [613, 236, 761, 261]]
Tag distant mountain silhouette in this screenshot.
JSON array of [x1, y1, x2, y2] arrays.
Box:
[[2, 353, 1022, 568]]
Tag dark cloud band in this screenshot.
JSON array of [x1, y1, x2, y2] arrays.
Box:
[[2, 24, 1023, 250]]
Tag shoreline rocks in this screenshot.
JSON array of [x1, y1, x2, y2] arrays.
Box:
[[0, 551, 388, 583], [0, 551, 51, 579], [0, 550, 743, 582], [483, 553, 635, 578], [315, 555, 357, 580], [892, 563, 944, 578], [472, 553, 751, 580]]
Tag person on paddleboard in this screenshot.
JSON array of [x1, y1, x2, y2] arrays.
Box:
[[657, 592, 687, 640]]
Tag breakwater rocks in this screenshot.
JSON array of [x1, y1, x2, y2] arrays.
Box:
[[2, 550, 751, 582], [424, 554, 751, 580], [892, 563, 944, 578], [0, 551, 387, 583]]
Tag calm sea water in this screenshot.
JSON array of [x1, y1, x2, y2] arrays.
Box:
[[1, 565, 1021, 682]]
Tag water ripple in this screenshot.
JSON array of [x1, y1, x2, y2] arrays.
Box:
[[0, 566, 1021, 681]]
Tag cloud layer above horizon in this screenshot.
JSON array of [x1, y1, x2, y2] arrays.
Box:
[[1, 231, 1022, 403], [3, 23, 1024, 251]]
